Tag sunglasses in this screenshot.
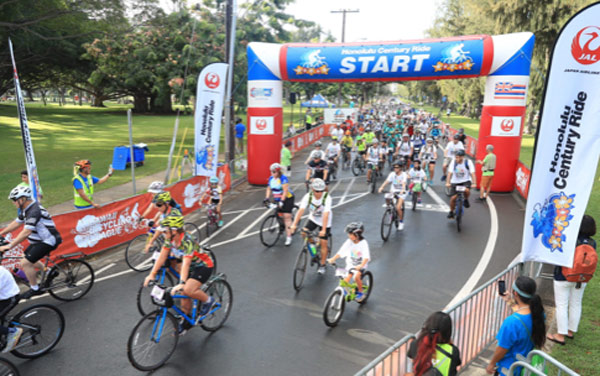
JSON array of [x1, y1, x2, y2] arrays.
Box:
[[155, 203, 164, 207]]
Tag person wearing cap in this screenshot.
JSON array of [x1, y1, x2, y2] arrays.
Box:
[[445, 150, 476, 219], [419, 138, 438, 183], [365, 138, 382, 184], [329, 124, 344, 141], [325, 136, 341, 178], [305, 108, 313, 130], [379, 160, 409, 230], [73, 160, 113, 209], [305, 140, 323, 165], [265, 163, 295, 245], [476, 144, 496, 201], [235, 117, 246, 154], [280, 140, 293, 177], [442, 135, 465, 181]]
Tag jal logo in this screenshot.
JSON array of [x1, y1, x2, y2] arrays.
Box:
[[205, 72, 220, 89], [571, 26, 600, 65], [500, 119, 515, 132], [256, 119, 267, 130]]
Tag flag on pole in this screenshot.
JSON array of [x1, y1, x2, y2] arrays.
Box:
[[521, 3, 600, 267], [8, 38, 43, 201], [194, 62, 228, 177]]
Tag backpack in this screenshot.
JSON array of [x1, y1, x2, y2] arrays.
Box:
[[307, 191, 329, 209], [562, 238, 597, 287], [421, 345, 453, 376]]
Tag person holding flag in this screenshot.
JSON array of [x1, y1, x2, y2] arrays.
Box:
[[73, 160, 113, 209]]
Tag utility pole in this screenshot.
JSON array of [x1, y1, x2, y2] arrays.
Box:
[[331, 9, 359, 107], [224, 0, 237, 172]]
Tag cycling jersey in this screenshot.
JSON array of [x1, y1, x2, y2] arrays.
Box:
[[308, 159, 328, 179], [445, 141, 464, 159], [341, 136, 354, 148], [16, 201, 60, 247], [411, 135, 425, 151], [330, 128, 344, 140], [336, 239, 370, 272], [268, 175, 293, 201], [164, 232, 214, 268], [205, 186, 223, 202], [366, 146, 380, 163], [356, 140, 367, 152], [299, 192, 332, 228], [325, 143, 341, 158], [397, 141, 413, 156], [385, 171, 409, 193], [448, 159, 475, 184]]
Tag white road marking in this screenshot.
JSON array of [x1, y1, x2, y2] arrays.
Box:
[[83, 263, 115, 283], [237, 208, 273, 238], [425, 186, 450, 210], [338, 177, 355, 205], [444, 195, 499, 309], [201, 210, 251, 245]]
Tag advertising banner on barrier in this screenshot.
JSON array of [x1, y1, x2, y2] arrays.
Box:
[[515, 161, 531, 199], [324, 108, 357, 125], [521, 3, 600, 267], [194, 62, 228, 177]]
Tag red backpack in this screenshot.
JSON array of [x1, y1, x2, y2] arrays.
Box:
[[562, 238, 598, 287]]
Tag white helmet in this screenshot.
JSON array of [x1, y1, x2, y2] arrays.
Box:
[[311, 178, 326, 192], [147, 181, 165, 194], [311, 150, 324, 160], [8, 185, 31, 201], [270, 163, 282, 172]]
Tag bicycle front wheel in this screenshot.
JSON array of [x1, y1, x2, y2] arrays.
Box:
[[412, 191, 418, 211], [200, 278, 233, 332], [47, 259, 94, 301], [293, 248, 308, 291], [370, 172, 377, 193], [380, 208, 394, 241], [259, 214, 282, 247], [0, 358, 20, 376], [444, 185, 453, 197], [11, 304, 65, 359], [125, 234, 154, 272], [184, 222, 201, 243], [127, 310, 179, 371], [456, 198, 463, 233], [323, 289, 345, 327]]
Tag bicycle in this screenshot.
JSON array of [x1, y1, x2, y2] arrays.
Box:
[[137, 251, 218, 316], [322, 265, 373, 327], [259, 201, 298, 248], [380, 193, 404, 241], [351, 155, 365, 176], [0, 296, 65, 359], [0, 358, 19, 375], [342, 148, 352, 170], [125, 221, 201, 272], [367, 162, 380, 194], [453, 185, 467, 232], [204, 203, 220, 237], [0, 239, 94, 302], [327, 157, 337, 181], [127, 274, 233, 371], [292, 230, 333, 291]]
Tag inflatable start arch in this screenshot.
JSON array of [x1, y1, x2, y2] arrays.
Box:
[[246, 32, 534, 191]]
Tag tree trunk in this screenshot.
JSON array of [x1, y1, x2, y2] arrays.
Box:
[[133, 95, 149, 113], [26, 90, 34, 101], [150, 88, 173, 114], [40, 90, 47, 106], [92, 95, 106, 107], [526, 99, 537, 135]]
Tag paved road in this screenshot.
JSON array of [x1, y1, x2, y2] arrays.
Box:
[[7, 146, 524, 375]]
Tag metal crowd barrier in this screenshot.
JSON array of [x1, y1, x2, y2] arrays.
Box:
[[354, 263, 522, 376], [508, 350, 580, 376]]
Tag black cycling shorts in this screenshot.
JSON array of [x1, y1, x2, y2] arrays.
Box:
[[277, 196, 295, 213], [211, 199, 220, 205], [24, 242, 57, 264], [303, 220, 331, 239], [190, 265, 213, 284], [450, 181, 472, 196]]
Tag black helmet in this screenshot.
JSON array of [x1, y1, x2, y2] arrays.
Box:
[[453, 134, 460, 140], [413, 159, 421, 164], [393, 160, 405, 168], [345, 222, 364, 235], [456, 150, 466, 156]]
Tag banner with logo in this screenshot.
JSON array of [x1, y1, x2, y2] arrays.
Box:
[[9, 38, 43, 201], [194, 62, 228, 177], [324, 108, 357, 125], [521, 3, 600, 267]]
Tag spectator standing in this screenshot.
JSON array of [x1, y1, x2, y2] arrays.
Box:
[[305, 109, 313, 130], [235, 118, 246, 154], [72, 160, 113, 209], [486, 276, 546, 375], [281, 141, 293, 177], [287, 122, 296, 137], [476, 145, 496, 201], [407, 311, 461, 376], [547, 215, 597, 345], [17, 170, 43, 200]]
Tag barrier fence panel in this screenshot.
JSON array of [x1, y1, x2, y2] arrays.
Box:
[[355, 263, 522, 376]]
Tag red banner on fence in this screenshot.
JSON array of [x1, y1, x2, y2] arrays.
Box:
[[283, 123, 332, 153], [514, 160, 530, 199], [1, 165, 231, 265]]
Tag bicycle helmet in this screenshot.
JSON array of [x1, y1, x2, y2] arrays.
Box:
[[311, 178, 326, 192], [453, 134, 460, 140], [312, 151, 324, 160], [345, 131, 351, 136], [315, 140, 322, 147], [371, 138, 379, 144], [402, 133, 409, 138], [209, 177, 219, 184], [74, 160, 92, 169], [456, 150, 466, 156], [331, 136, 338, 141], [458, 128, 464, 134], [153, 191, 172, 204], [345, 222, 364, 235], [8, 185, 31, 201], [426, 137, 433, 142], [161, 213, 184, 229], [147, 181, 165, 194], [270, 163, 282, 173]]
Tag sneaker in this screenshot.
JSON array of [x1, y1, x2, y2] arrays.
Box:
[[218, 220, 224, 227], [199, 297, 216, 316], [317, 266, 326, 275], [464, 199, 470, 208], [3, 327, 23, 353], [397, 222, 404, 231], [21, 288, 43, 300], [355, 292, 364, 302], [178, 318, 193, 336], [447, 211, 455, 219], [417, 198, 422, 204], [285, 236, 292, 246]]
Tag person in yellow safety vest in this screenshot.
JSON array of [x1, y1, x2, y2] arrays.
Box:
[[407, 311, 462, 376], [73, 160, 113, 209]]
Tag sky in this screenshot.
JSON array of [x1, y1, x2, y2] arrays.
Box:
[[160, 0, 441, 43]]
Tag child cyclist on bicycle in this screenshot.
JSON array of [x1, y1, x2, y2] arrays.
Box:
[[327, 222, 370, 301], [200, 177, 223, 227], [144, 213, 215, 335]]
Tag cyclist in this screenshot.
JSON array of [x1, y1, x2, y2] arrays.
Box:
[[200, 177, 224, 227], [327, 222, 370, 301], [0, 265, 23, 352], [265, 163, 295, 246], [341, 131, 354, 164], [305, 151, 329, 185], [411, 129, 426, 160], [364, 127, 376, 145], [355, 136, 367, 161], [364, 138, 382, 183], [143, 213, 215, 335], [442, 134, 464, 181], [419, 137, 438, 183], [378, 161, 408, 230], [446, 150, 476, 219], [304, 140, 323, 165], [395, 133, 413, 165], [325, 136, 342, 177], [0, 186, 62, 298], [408, 160, 427, 204], [143, 191, 183, 253], [290, 179, 332, 275], [138, 181, 181, 225]]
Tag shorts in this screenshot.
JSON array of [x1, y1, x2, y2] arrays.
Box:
[[25, 242, 58, 263], [189, 264, 213, 284], [304, 220, 331, 239], [450, 181, 472, 196], [388, 191, 407, 201], [211, 199, 221, 205], [425, 160, 436, 165], [358, 150, 366, 156], [443, 157, 453, 166], [277, 196, 295, 213], [367, 161, 379, 168]]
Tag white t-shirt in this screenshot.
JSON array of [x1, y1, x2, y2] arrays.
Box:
[[419, 122, 429, 134], [325, 143, 341, 158], [445, 141, 464, 159], [299, 192, 333, 228], [337, 239, 370, 271], [330, 128, 344, 140], [420, 145, 437, 161], [397, 140, 413, 156], [0, 266, 19, 300], [385, 171, 409, 193], [408, 168, 427, 183], [448, 159, 475, 184], [366, 146, 380, 163]]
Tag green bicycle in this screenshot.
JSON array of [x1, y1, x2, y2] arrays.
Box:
[[322, 265, 373, 327]]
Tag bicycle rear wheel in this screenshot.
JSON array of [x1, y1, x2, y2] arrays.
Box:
[[456, 197, 463, 232], [259, 214, 282, 247], [0, 358, 19, 376], [357, 271, 373, 305], [10, 304, 65, 359], [183, 222, 201, 243], [352, 159, 361, 176], [323, 289, 345, 327], [47, 259, 94, 301], [293, 248, 308, 291], [137, 273, 174, 316], [200, 278, 233, 332], [380, 208, 394, 241], [127, 310, 179, 371], [125, 234, 154, 272], [370, 171, 377, 193]]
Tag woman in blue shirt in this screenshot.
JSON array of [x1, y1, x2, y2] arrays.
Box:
[[487, 276, 546, 375]]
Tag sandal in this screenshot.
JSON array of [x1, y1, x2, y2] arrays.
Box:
[[546, 334, 566, 345]]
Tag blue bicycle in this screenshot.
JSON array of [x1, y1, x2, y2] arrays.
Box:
[[127, 274, 232, 371]]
